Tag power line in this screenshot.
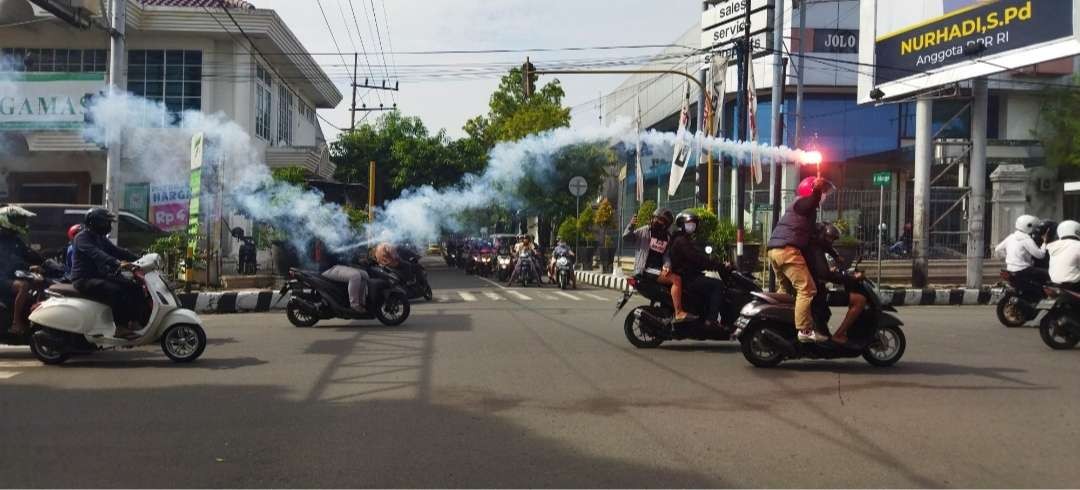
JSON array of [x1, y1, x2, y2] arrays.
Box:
[[366, 0, 395, 105], [346, 0, 382, 107], [314, 0, 351, 79]]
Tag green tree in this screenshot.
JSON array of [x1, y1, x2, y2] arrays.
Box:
[[557, 217, 579, 242], [465, 67, 571, 148], [593, 198, 616, 247], [635, 200, 657, 226], [577, 206, 595, 245], [1037, 75, 1080, 168], [515, 143, 614, 220]]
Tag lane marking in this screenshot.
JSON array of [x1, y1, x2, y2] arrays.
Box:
[[0, 345, 30, 351], [583, 293, 609, 301], [435, 295, 452, 303], [0, 361, 39, 369], [506, 290, 532, 301], [554, 291, 582, 301], [0, 371, 19, 380], [458, 292, 478, 302], [476, 276, 509, 290], [537, 293, 560, 301], [482, 292, 504, 301]]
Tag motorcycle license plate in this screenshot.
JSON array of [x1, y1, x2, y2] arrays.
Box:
[[735, 316, 751, 328], [1036, 299, 1057, 310]]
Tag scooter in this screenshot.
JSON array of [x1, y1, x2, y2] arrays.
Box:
[[510, 250, 543, 287], [733, 259, 906, 368], [996, 269, 1049, 328], [554, 255, 575, 289], [282, 264, 411, 328], [394, 253, 433, 302], [1031, 284, 1080, 350], [26, 253, 207, 365], [495, 249, 513, 282], [614, 258, 761, 348]]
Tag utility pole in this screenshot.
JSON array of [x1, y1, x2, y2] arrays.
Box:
[[350, 53, 358, 130], [368, 161, 376, 221], [349, 73, 399, 125], [913, 96, 933, 287], [105, 0, 126, 243], [967, 78, 989, 288], [735, 0, 751, 262], [768, 0, 787, 290], [789, 0, 808, 208]]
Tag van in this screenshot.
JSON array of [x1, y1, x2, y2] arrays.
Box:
[[10, 203, 167, 258]]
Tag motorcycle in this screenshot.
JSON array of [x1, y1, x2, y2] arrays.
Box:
[[282, 264, 411, 328], [1031, 285, 1080, 350], [510, 250, 543, 287], [614, 257, 761, 348], [733, 259, 906, 368], [0, 269, 53, 347], [473, 247, 494, 277], [495, 249, 513, 282], [996, 269, 1049, 327], [26, 253, 207, 365], [231, 227, 258, 275], [554, 255, 575, 289], [395, 249, 433, 301]]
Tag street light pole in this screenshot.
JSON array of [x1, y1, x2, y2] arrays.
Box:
[[105, 0, 126, 243]]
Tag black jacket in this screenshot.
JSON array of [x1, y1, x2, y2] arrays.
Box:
[[70, 230, 138, 282], [767, 188, 823, 250], [0, 230, 43, 281], [804, 238, 845, 286], [669, 232, 722, 278]]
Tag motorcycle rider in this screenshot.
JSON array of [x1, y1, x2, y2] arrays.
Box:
[[669, 211, 726, 327], [806, 223, 866, 345], [70, 208, 142, 340], [994, 215, 1050, 289], [549, 240, 577, 289], [1046, 220, 1080, 292], [64, 224, 83, 282], [767, 176, 832, 343], [319, 246, 370, 313], [507, 235, 540, 286], [0, 205, 44, 336]]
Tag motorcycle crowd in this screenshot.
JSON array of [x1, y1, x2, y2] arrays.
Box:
[[441, 234, 579, 289]]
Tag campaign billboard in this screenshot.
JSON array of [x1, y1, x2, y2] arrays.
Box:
[[859, 0, 1080, 103]]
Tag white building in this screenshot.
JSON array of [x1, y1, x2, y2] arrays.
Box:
[[0, 0, 342, 208]]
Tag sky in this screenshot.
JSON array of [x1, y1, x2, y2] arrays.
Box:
[[247, 0, 701, 141]]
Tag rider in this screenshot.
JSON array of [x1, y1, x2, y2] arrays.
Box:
[[319, 245, 370, 313], [1046, 220, 1080, 292], [767, 177, 832, 343], [994, 215, 1049, 289], [507, 235, 539, 285], [0, 205, 44, 337], [70, 208, 142, 340], [64, 224, 83, 282], [624, 209, 695, 322], [669, 211, 726, 327], [805, 222, 866, 345], [549, 240, 577, 289]]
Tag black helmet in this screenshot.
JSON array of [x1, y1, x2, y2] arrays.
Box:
[[817, 222, 841, 242], [675, 211, 699, 232], [84, 207, 116, 235], [652, 208, 674, 226]]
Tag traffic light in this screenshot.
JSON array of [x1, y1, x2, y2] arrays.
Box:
[[695, 162, 710, 204], [522, 57, 537, 98]]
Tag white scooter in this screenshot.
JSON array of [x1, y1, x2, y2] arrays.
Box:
[[27, 253, 207, 365]]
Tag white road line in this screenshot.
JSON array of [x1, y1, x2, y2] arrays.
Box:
[[554, 291, 581, 301], [482, 292, 504, 301], [506, 290, 532, 301], [0, 361, 39, 368], [0, 371, 19, 380], [583, 293, 609, 301], [538, 293, 560, 301], [436, 295, 452, 303], [458, 292, 478, 302], [476, 276, 509, 290], [0, 345, 29, 351]]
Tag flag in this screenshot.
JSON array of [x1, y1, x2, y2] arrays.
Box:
[[709, 56, 728, 137], [635, 95, 645, 203], [667, 82, 692, 197], [747, 62, 762, 184]]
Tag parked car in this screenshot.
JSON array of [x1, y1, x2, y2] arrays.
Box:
[[11, 203, 168, 259]]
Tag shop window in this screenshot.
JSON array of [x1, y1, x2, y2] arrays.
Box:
[[127, 49, 202, 123]]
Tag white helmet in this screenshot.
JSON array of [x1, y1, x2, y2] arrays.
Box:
[[1058, 220, 1080, 240], [1015, 215, 1040, 234], [0, 205, 36, 235]]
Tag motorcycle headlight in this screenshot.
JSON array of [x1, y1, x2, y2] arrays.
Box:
[[739, 303, 762, 317], [557, 257, 569, 266], [498, 257, 511, 265]]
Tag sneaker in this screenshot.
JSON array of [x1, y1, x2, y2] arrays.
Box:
[[798, 330, 830, 343]]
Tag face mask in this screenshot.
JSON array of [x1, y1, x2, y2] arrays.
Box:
[[684, 222, 697, 234]]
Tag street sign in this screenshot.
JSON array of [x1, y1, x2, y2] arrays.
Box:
[[568, 176, 588, 197], [873, 171, 892, 187]]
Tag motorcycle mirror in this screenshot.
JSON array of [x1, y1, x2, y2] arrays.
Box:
[[705, 246, 714, 254]]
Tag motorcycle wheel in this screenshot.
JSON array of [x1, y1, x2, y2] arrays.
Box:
[[996, 293, 1030, 328], [29, 329, 68, 365], [423, 284, 433, 301], [375, 293, 411, 326], [862, 325, 906, 367], [624, 307, 663, 348], [1039, 313, 1079, 350], [161, 323, 207, 363], [286, 302, 319, 328], [740, 326, 784, 368]]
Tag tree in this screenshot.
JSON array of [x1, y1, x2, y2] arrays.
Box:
[[557, 217, 579, 242], [635, 200, 657, 226], [271, 166, 308, 187], [515, 143, 615, 220], [465, 67, 572, 149], [593, 198, 616, 247], [576, 206, 595, 245], [1037, 76, 1080, 168]]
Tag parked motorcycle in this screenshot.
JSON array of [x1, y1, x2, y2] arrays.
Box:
[[996, 269, 1048, 327], [26, 253, 207, 365], [734, 259, 906, 368], [282, 264, 411, 328], [615, 258, 761, 348], [1032, 285, 1080, 350]]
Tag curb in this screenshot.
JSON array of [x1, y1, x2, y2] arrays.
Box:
[[177, 291, 289, 314], [573, 270, 1004, 307]]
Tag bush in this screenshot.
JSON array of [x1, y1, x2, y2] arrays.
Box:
[[577, 206, 596, 245], [635, 200, 657, 226]]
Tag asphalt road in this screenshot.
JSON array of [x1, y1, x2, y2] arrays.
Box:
[[2, 258, 1079, 488]]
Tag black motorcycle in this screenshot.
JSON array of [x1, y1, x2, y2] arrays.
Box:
[[495, 248, 513, 282], [1033, 284, 1080, 350], [996, 269, 1049, 327], [281, 265, 410, 328], [395, 248, 433, 301], [734, 260, 906, 368], [614, 263, 762, 348], [510, 250, 543, 287]]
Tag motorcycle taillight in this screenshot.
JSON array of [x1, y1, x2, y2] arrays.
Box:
[[627, 277, 638, 288], [1000, 271, 1011, 281], [1044, 286, 1060, 299]]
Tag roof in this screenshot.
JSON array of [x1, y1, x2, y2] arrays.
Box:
[[139, 0, 254, 9]]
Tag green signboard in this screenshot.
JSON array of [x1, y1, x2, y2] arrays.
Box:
[[123, 183, 149, 220], [873, 171, 892, 187]]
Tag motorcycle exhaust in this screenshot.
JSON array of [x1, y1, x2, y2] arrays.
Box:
[[635, 307, 670, 327], [761, 328, 797, 356], [289, 297, 320, 314]]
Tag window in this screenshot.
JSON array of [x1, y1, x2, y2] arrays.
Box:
[[0, 48, 107, 72], [277, 84, 293, 145], [127, 50, 202, 122], [298, 101, 316, 124], [255, 65, 273, 141]]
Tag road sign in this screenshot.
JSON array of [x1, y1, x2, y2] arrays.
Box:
[[568, 176, 588, 197], [873, 171, 892, 187]]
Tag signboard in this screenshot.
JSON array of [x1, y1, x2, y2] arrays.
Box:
[[0, 72, 105, 131], [708, 32, 773, 59], [873, 171, 892, 187], [702, 0, 774, 31], [859, 0, 1080, 102], [568, 176, 588, 197], [702, 8, 774, 50], [123, 183, 149, 221], [814, 29, 860, 53], [149, 183, 191, 232], [188, 133, 204, 251]]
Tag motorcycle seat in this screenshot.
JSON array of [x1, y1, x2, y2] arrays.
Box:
[[47, 283, 97, 301], [752, 292, 795, 305]]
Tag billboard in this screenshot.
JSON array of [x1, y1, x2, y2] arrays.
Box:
[[701, 0, 775, 58], [0, 72, 105, 131], [859, 0, 1080, 102], [149, 183, 190, 233]]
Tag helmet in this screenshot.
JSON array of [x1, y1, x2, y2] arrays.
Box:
[[0, 205, 35, 235], [1058, 220, 1080, 239], [674, 211, 699, 232], [1015, 215, 1040, 234], [84, 207, 116, 235], [652, 208, 674, 226], [796, 177, 835, 198], [67, 224, 84, 241], [817, 222, 841, 242]]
